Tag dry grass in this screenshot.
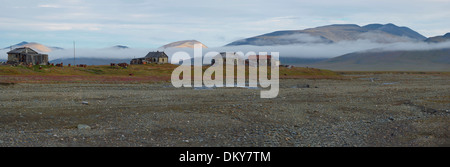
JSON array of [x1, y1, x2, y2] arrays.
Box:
[[336, 71, 450, 75], [0, 64, 342, 83]]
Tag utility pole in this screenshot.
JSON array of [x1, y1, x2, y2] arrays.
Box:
[[73, 41, 76, 65]]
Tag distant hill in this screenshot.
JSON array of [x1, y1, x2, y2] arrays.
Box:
[[309, 48, 450, 71], [50, 58, 131, 65], [226, 23, 426, 46], [362, 23, 426, 40], [3, 41, 64, 53], [278, 57, 327, 66], [159, 40, 207, 49], [425, 33, 450, 43], [111, 45, 130, 49]]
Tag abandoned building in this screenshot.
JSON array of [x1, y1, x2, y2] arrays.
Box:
[[7, 47, 49, 65], [130, 51, 169, 65], [211, 52, 244, 65], [245, 55, 280, 66]]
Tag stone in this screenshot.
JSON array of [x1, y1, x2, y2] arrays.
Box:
[[77, 124, 91, 130]]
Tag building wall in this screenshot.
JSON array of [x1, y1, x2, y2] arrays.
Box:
[[131, 56, 168, 64], [7, 54, 19, 63], [158, 57, 168, 63], [33, 54, 48, 65], [7, 53, 48, 65]]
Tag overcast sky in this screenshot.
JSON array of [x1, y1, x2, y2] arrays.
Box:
[[0, 0, 449, 49]]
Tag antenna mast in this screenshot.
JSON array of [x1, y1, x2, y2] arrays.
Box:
[[73, 41, 76, 65]]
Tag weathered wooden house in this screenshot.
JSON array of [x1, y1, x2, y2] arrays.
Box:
[[245, 55, 280, 66], [7, 47, 49, 65], [130, 51, 169, 65], [211, 52, 244, 65]]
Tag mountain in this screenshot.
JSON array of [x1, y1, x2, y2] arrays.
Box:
[[308, 48, 450, 71], [278, 57, 328, 66], [226, 23, 426, 46], [111, 45, 129, 49], [425, 33, 450, 43], [159, 40, 208, 49], [50, 58, 131, 65], [362, 23, 426, 40], [4, 41, 63, 53]]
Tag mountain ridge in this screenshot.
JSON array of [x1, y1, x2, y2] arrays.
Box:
[[3, 41, 63, 53], [308, 48, 450, 71], [226, 23, 427, 46], [425, 33, 450, 43], [159, 40, 207, 49]]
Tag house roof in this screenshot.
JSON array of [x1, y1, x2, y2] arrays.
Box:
[[7, 47, 39, 54], [145, 51, 168, 58]]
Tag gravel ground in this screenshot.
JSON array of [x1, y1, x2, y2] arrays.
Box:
[[0, 74, 449, 147]]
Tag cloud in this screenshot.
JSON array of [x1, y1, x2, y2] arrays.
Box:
[[0, 50, 8, 61], [51, 41, 450, 61], [37, 4, 61, 8], [48, 48, 150, 60], [1, 0, 450, 48], [191, 40, 450, 59], [357, 32, 418, 43], [240, 34, 332, 46], [370, 41, 450, 52], [2, 40, 449, 65]]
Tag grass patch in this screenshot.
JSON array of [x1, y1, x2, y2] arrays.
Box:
[[79, 68, 105, 75], [336, 71, 450, 75], [0, 64, 343, 83]]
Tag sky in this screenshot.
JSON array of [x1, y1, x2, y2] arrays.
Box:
[[0, 0, 449, 49]]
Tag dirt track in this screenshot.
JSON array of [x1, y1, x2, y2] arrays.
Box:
[[0, 74, 448, 147]]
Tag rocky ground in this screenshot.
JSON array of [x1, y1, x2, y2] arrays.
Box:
[[0, 73, 448, 147]]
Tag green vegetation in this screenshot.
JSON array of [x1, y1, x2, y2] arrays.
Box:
[[335, 71, 450, 75], [0, 64, 179, 76], [0, 64, 339, 76], [0, 64, 342, 83]]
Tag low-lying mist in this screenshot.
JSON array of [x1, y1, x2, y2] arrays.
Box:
[[1, 40, 449, 62]]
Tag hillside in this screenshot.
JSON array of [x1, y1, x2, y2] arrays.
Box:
[[159, 40, 208, 49], [309, 48, 450, 71], [3, 41, 63, 53], [0, 64, 340, 83], [226, 23, 426, 46], [278, 57, 327, 66], [111, 45, 130, 49], [425, 33, 450, 43]]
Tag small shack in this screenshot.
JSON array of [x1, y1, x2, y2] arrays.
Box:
[[211, 52, 244, 65], [7, 47, 49, 65], [130, 51, 168, 65], [246, 55, 272, 66]]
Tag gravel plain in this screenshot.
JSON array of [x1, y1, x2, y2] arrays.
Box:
[[0, 73, 449, 147]]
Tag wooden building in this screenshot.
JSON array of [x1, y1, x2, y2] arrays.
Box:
[[7, 47, 49, 65], [130, 51, 169, 65], [245, 55, 280, 66], [211, 52, 244, 65]]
